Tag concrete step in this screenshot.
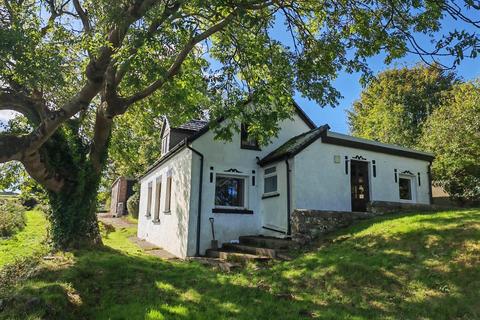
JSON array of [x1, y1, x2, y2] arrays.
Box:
[[222, 243, 277, 258], [238, 235, 296, 250], [205, 249, 270, 262]]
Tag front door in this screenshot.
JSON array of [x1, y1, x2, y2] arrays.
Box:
[[350, 160, 370, 212]]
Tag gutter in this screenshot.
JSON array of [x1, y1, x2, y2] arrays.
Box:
[[285, 159, 292, 235], [186, 142, 204, 257]]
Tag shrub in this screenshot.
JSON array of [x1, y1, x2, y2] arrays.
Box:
[[126, 191, 139, 219], [0, 199, 26, 237]]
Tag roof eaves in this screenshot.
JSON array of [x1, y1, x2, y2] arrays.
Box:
[[258, 124, 329, 166], [322, 132, 435, 162], [292, 101, 316, 129], [137, 139, 187, 180]]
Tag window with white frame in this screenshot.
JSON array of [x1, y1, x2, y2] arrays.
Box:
[[146, 181, 153, 216], [153, 176, 162, 221], [164, 175, 172, 213], [215, 175, 247, 208], [263, 166, 278, 194], [161, 133, 170, 155], [399, 175, 413, 201]]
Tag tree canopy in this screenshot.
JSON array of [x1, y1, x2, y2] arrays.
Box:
[[420, 81, 480, 203], [348, 65, 457, 148], [1, 0, 479, 247]]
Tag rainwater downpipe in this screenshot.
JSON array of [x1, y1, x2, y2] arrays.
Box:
[[285, 158, 292, 236], [186, 142, 204, 256]]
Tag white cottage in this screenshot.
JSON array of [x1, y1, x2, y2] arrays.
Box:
[[137, 103, 434, 258]]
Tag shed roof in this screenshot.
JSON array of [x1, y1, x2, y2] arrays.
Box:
[[258, 125, 330, 166]]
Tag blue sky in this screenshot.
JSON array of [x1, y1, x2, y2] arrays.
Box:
[[269, 14, 480, 133], [1, 10, 479, 132]]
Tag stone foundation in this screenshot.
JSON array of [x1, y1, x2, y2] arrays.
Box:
[[291, 209, 384, 244], [368, 200, 446, 214], [291, 200, 441, 244]]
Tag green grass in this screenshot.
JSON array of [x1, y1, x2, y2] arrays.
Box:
[[0, 210, 48, 268], [1, 209, 479, 319]]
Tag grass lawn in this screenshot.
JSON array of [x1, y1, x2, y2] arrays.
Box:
[[0, 210, 48, 268], [1, 209, 479, 319]]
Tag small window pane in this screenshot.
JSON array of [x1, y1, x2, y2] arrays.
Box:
[[154, 177, 162, 221], [215, 176, 245, 207], [265, 167, 276, 175], [264, 175, 277, 193], [399, 178, 412, 200], [146, 182, 153, 216], [241, 124, 259, 148], [165, 176, 172, 212]]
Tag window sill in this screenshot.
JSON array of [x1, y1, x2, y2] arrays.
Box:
[[212, 208, 254, 214], [240, 144, 261, 151], [152, 219, 161, 224], [145, 214, 151, 218], [399, 199, 415, 203], [262, 192, 280, 199], [163, 210, 171, 215]]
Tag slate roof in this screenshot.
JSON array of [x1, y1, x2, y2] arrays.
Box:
[[258, 125, 330, 166], [174, 119, 208, 132]]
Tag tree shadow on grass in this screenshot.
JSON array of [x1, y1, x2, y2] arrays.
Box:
[[267, 209, 480, 319], [2, 209, 479, 320], [2, 245, 318, 320]]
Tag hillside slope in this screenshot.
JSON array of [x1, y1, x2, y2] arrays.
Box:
[[1, 209, 479, 319]]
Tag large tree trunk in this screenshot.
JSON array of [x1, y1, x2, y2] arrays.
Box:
[[47, 166, 103, 249], [38, 113, 112, 250]]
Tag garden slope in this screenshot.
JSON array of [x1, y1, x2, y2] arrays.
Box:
[[1, 209, 479, 319]]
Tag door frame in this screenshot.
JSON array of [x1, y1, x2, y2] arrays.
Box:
[[350, 159, 371, 212]]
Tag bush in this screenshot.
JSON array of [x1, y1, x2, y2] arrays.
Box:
[[126, 191, 139, 219], [0, 199, 26, 237]]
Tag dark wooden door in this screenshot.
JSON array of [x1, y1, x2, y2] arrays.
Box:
[[350, 160, 370, 212]]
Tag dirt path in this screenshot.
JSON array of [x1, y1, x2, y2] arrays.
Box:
[[97, 213, 177, 260]]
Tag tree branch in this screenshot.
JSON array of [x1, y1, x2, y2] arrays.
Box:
[[72, 0, 91, 33], [21, 150, 64, 193], [122, 8, 240, 106], [0, 90, 48, 124], [89, 104, 113, 173]]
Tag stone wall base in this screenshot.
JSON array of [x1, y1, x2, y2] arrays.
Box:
[[368, 200, 455, 214], [291, 209, 383, 244], [291, 201, 443, 244]]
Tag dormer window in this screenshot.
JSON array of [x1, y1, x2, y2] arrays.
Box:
[[241, 123, 260, 150], [161, 133, 170, 155]]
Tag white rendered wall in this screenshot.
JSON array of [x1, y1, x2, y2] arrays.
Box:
[[260, 160, 290, 236], [293, 140, 432, 212], [137, 148, 193, 258], [190, 114, 311, 254]]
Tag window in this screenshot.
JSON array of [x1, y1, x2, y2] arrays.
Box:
[[161, 133, 170, 155], [146, 181, 153, 216], [240, 123, 259, 150], [164, 175, 172, 213], [399, 177, 412, 200], [264, 166, 278, 194], [153, 177, 162, 221], [215, 175, 246, 208]]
